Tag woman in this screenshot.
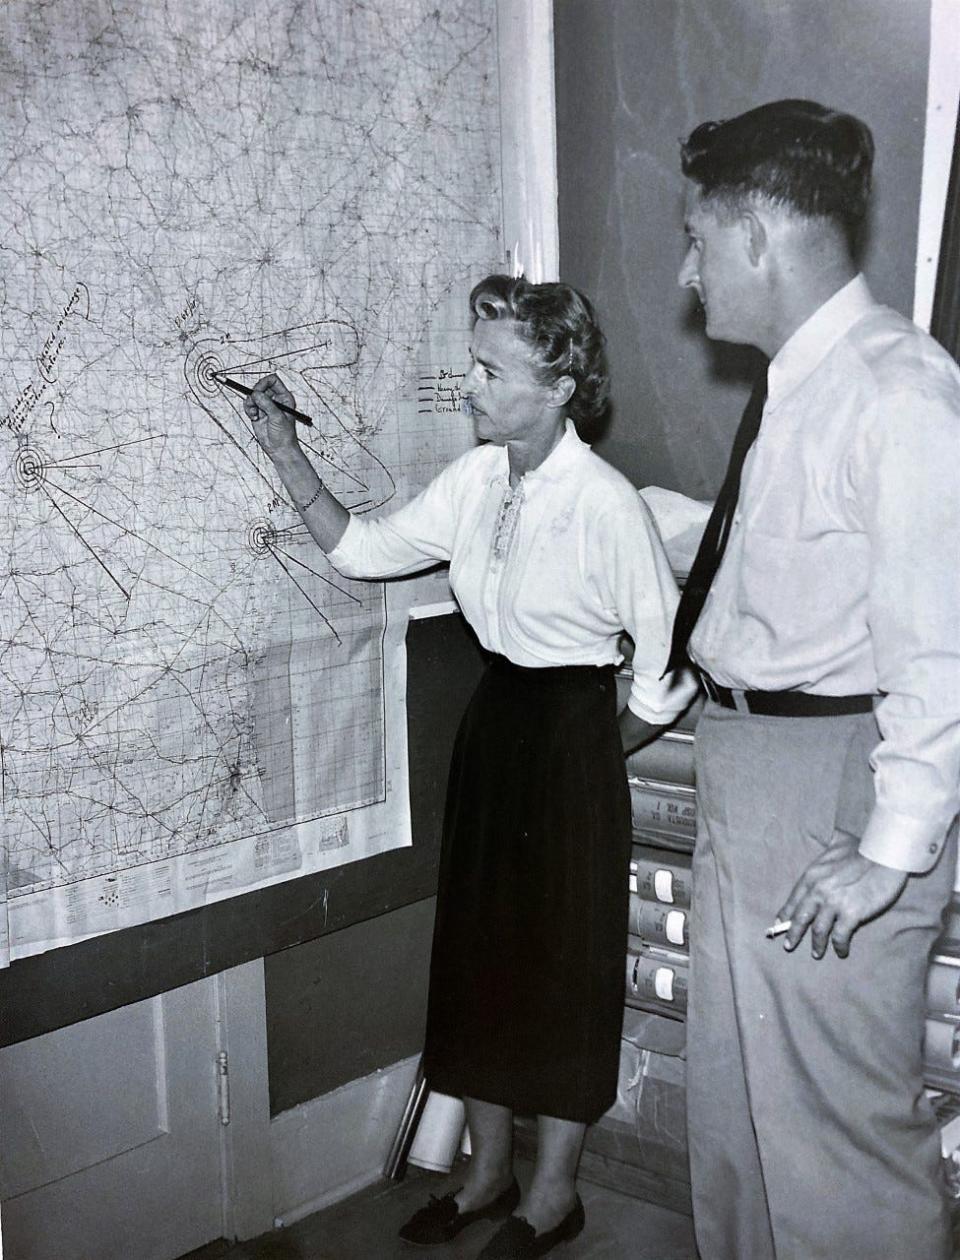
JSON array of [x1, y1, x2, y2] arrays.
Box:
[[246, 275, 694, 1260]]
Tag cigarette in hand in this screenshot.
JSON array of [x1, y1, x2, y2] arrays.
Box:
[[765, 919, 792, 938]]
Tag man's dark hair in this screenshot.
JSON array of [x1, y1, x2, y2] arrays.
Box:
[[681, 99, 874, 236]]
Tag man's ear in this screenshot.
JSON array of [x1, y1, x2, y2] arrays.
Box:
[[549, 374, 576, 409], [741, 207, 768, 267]]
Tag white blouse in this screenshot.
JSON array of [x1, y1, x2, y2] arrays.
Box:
[[328, 421, 695, 723]]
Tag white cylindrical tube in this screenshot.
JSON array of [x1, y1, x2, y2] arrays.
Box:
[[407, 1090, 467, 1173]]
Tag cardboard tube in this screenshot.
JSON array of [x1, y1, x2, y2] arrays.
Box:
[[407, 1090, 467, 1173]]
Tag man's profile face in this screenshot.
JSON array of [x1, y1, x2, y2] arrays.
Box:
[[678, 186, 759, 347]]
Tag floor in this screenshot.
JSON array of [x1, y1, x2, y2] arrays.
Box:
[[181, 1158, 698, 1260]]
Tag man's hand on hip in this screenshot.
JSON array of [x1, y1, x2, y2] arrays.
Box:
[[776, 829, 908, 960]]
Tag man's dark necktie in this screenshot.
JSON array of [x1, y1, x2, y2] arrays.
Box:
[[664, 371, 768, 675]]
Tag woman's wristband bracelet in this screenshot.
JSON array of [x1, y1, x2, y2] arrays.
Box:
[[297, 480, 324, 512]]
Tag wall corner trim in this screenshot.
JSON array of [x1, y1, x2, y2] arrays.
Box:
[[914, 0, 960, 330], [496, 0, 559, 282]]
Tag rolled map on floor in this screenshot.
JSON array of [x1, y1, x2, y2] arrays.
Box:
[[407, 1090, 467, 1173]]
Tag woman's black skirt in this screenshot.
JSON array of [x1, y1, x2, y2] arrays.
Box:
[[422, 655, 632, 1123]]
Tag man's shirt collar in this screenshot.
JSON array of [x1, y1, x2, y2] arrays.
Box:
[[766, 274, 876, 409]]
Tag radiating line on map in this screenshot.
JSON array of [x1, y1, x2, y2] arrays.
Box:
[[195, 396, 280, 494], [307, 389, 395, 500], [45, 479, 214, 587], [247, 517, 359, 609], [225, 343, 354, 371], [51, 436, 163, 463], [40, 486, 130, 599], [272, 544, 363, 606], [13, 439, 211, 594], [264, 545, 342, 644], [220, 320, 359, 374], [315, 446, 368, 489]]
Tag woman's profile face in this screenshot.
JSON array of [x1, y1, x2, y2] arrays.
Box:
[[462, 318, 558, 446]]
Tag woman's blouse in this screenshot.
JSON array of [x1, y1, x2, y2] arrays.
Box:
[[328, 421, 696, 723]]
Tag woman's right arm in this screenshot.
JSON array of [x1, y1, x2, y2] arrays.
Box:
[[245, 372, 349, 554], [246, 372, 462, 578]]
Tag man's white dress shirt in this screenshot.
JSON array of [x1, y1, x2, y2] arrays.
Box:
[[329, 420, 695, 723], [650, 276, 960, 873]]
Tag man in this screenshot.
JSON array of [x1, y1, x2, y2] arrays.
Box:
[[662, 100, 960, 1259]]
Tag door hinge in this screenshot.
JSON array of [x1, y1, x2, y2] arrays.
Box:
[[217, 1050, 231, 1126]]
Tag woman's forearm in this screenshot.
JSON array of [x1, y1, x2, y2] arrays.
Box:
[[269, 443, 350, 554], [244, 371, 351, 554]]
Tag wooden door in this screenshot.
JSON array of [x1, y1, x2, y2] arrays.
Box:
[[0, 964, 270, 1260]]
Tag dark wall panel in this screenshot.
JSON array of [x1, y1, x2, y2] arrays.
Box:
[[554, 0, 930, 497], [265, 896, 435, 1114]]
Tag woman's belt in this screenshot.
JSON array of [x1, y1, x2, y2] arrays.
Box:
[[700, 673, 875, 717]]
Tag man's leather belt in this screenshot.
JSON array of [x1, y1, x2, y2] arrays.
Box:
[[700, 674, 875, 717]]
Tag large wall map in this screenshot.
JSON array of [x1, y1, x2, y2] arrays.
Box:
[[0, 0, 502, 962]]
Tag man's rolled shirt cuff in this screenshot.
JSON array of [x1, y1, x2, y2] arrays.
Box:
[[858, 804, 952, 874], [626, 667, 697, 727]]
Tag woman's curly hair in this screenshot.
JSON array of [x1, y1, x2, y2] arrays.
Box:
[[469, 274, 610, 436]]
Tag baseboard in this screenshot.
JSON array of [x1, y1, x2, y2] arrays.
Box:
[[270, 1053, 420, 1227]]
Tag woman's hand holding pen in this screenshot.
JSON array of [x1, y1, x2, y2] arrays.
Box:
[[243, 371, 350, 554], [244, 373, 302, 457]]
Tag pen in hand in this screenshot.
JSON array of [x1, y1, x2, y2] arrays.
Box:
[[214, 374, 315, 428]]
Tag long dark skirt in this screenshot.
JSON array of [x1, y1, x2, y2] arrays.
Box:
[[422, 655, 631, 1123]]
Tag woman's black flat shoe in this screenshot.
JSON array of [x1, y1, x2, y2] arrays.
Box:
[[398, 1178, 521, 1246], [476, 1196, 585, 1258]]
